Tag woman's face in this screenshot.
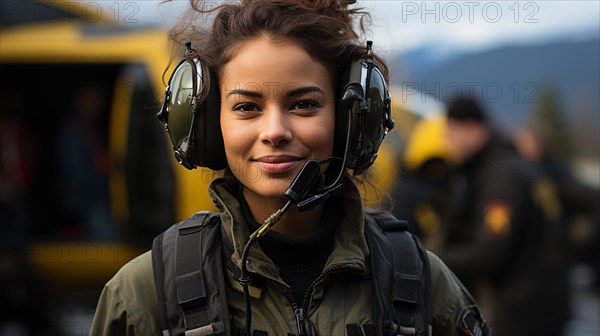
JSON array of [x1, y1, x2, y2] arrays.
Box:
[[220, 37, 335, 202]]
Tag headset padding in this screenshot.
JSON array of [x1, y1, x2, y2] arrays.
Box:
[[196, 71, 227, 170]]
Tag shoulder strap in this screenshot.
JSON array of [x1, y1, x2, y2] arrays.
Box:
[[151, 211, 230, 336], [365, 211, 432, 336]]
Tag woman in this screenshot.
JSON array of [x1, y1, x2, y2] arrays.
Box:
[[90, 1, 489, 335]]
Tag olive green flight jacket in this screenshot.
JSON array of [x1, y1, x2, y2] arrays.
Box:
[[90, 179, 484, 335]]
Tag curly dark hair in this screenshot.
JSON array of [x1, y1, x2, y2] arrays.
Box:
[[162, 0, 388, 96]]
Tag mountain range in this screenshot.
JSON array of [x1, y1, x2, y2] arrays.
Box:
[[389, 37, 600, 139]]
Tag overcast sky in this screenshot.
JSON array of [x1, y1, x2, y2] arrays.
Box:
[[94, 0, 599, 55], [368, 0, 599, 54]]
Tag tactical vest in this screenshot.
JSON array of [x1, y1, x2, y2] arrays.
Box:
[[152, 210, 432, 336]]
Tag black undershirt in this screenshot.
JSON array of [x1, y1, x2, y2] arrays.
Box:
[[239, 192, 339, 306]]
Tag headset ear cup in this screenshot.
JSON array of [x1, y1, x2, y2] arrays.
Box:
[[335, 57, 393, 175], [335, 59, 365, 171], [194, 70, 227, 170], [341, 82, 364, 164]]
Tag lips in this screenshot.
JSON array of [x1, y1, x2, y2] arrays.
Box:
[[254, 155, 302, 174]]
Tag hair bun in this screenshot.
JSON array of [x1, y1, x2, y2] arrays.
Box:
[[298, 0, 363, 27], [299, 0, 353, 13]]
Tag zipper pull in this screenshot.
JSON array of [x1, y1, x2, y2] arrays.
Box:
[[294, 308, 306, 336]]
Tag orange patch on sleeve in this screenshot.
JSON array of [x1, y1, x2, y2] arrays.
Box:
[[484, 201, 512, 239]]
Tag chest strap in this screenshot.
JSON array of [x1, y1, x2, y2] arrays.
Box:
[[365, 211, 432, 336], [152, 211, 230, 336]]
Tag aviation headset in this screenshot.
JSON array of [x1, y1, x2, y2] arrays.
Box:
[[157, 40, 394, 176]]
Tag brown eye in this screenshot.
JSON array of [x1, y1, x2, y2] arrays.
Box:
[[233, 103, 261, 113], [291, 101, 319, 111]]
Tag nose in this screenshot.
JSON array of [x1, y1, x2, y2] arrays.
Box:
[[259, 109, 293, 146]]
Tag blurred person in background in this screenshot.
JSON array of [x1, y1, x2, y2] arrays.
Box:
[[56, 83, 114, 240], [391, 115, 456, 252], [441, 96, 569, 335], [515, 125, 600, 288]]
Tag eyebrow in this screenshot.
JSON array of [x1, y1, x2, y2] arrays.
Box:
[[226, 89, 262, 99], [285, 86, 325, 98], [225, 85, 325, 99]]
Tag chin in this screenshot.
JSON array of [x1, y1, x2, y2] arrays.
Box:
[[246, 178, 293, 200]]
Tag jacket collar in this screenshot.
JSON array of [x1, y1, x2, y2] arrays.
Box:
[[208, 177, 370, 283]]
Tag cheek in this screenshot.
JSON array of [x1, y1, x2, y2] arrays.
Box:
[[306, 112, 335, 154], [220, 115, 250, 163], [447, 125, 466, 144], [446, 127, 457, 144]]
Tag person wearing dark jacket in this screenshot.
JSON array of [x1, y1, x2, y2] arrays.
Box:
[[442, 97, 569, 335]]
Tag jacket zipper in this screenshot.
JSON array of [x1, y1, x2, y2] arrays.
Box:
[[286, 264, 352, 336], [295, 306, 307, 336]]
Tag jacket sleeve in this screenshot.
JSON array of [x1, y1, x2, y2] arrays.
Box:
[[90, 285, 143, 336], [89, 251, 160, 336], [427, 251, 491, 336]]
